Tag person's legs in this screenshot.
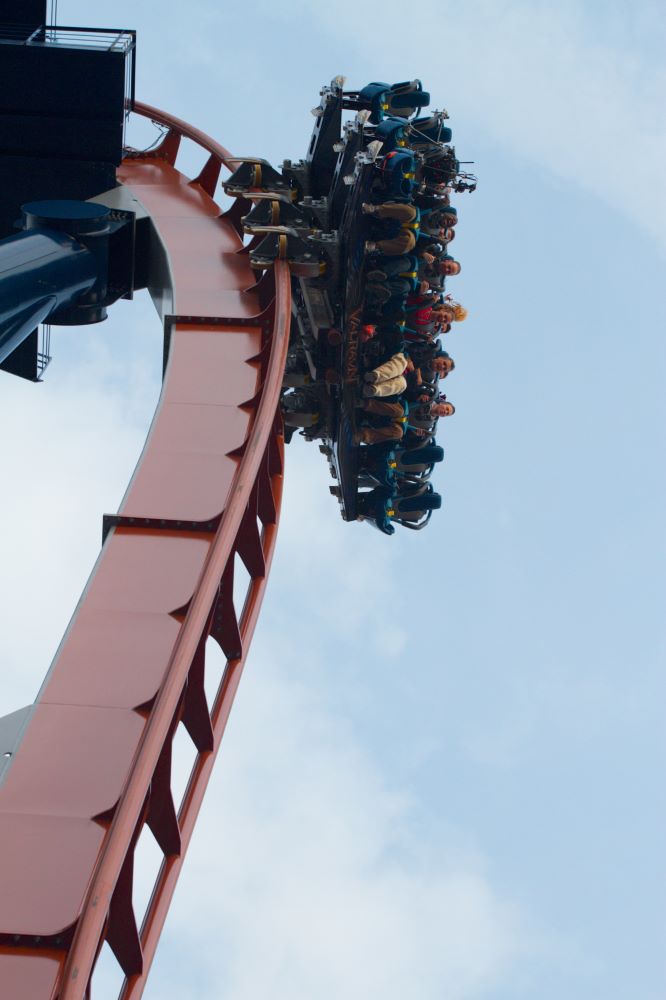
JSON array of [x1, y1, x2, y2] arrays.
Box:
[[365, 352, 407, 383], [372, 324, 405, 358], [362, 399, 405, 418], [376, 231, 416, 255], [366, 254, 412, 279], [365, 282, 391, 305], [363, 374, 407, 397], [371, 203, 417, 223], [358, 422, 404, 444]]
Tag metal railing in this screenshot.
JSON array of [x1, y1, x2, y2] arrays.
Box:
[[37, 325, 51, 381], [0, 24, 135, 52]]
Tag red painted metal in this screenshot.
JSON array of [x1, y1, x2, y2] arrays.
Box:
[[0, 104, 291, 999]]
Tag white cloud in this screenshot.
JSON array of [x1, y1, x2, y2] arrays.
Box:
[[142, 651, 526, 1000], [438, 0, 666, 249]]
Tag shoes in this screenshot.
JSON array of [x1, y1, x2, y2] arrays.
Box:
[[361, 203, 377, 214], [362, 384, 378, 397], [366, 269, 387, 282], [364, 241, 377, 253], [352, 431, 364, 445], [365, 140, 383, 160], [364, 371, 378, 384]]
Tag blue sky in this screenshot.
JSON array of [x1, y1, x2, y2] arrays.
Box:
[[0, 1, 664, 997]]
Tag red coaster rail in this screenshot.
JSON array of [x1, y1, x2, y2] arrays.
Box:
[[0, 103, 291, 1000]]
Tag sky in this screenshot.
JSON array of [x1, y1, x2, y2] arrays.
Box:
[[1, 1, 665, 998]]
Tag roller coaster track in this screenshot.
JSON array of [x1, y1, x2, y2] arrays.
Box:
[[0, 102, 292, 999]]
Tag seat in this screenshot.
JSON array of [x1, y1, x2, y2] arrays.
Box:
[[385, 80, 430, 119], [350, 81, 429, 124], [223, 158, 294, 199], [242, 199, 315, 235], [250, 228, 326, 278], [409, 115, 453, 148], [374, 117, 408, 151]]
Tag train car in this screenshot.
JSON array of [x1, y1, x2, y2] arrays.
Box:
[[223, 77, 476, 533]]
